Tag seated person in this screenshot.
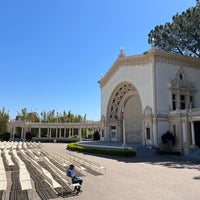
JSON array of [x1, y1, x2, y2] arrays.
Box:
[[66, 164, 83, 193]]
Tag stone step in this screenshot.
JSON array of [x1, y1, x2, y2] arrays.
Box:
[[136, 147, 155, 157], [184, 148, 200, 160]]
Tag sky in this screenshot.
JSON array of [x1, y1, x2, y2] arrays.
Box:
[[0, 0, 196, 121]]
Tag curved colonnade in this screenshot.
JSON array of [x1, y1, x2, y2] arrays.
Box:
[[7, 120, 102, 141]]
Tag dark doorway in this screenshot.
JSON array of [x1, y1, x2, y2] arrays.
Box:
[[194, 121, 200, 147], [93, 131, 100, 141]]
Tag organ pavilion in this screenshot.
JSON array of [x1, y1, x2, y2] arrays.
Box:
[[99, 47, 200, 153]]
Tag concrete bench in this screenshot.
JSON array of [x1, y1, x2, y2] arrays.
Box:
[[43, 156, 80, 191], [3, 151, 15, 167], [66, 150, 106, 174], [20, 148, 63, 195], [53, 153, 87, 173]]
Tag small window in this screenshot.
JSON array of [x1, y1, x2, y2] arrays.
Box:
[[146, 128, 150, 139], [111, 126, 116, 130], [190, 96, 193, 108], [179, 73, 183, 80], [180, 95, 186, 109], [172, 94, 176, 110], [173, 125, 176, 138]]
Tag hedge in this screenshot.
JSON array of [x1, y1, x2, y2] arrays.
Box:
[[156, 150, 182, 156], [67, 142, 136, 157]]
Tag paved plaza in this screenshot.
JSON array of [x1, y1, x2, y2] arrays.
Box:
[[42, 143, 200, 200]]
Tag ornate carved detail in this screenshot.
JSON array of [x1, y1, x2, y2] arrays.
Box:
[[118, 47, 125, 58], [109, 83, 134, 120], [169, 68, 195, 89], [144, 106, 152, 116]]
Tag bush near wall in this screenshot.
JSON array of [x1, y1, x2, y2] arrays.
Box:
[[32, 138, 79, 143], [156, 150, 182, 156], [67, 142, 136, 157]]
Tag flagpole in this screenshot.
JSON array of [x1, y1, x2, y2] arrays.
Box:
[[122, 105, 126, 147]]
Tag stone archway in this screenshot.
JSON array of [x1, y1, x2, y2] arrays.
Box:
[[107, 82, 142, 143]]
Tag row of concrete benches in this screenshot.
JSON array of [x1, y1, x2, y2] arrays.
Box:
[[19, 148, 81, 198], [0, 141, 105, 200], [0, 141, 42, 151], [65, 150, 106, 174], [0, 150, 7, 200], [0, 141, 65, 200]]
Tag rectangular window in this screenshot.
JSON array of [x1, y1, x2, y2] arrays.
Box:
[[189, 96, 193, 108], [172, 94, 176, 110], [180, 95, 186, 109], [146, 128, 150, 140], [110, 126, 117, 141], [111, 126, 116, 130], [173, 125, 176, 138]]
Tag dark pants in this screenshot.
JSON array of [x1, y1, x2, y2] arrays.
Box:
[[72, 177, 83, 191]]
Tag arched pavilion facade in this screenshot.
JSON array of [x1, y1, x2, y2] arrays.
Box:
[[99, 47, 200, 153]]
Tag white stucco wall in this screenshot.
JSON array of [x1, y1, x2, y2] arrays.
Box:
[[100, 62, 154, 118], [155, 63, 180, 112], [183, 67, 200, 108], [157, 120, 169, 144]]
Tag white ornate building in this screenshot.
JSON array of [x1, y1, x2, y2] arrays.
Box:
[[99, 47, 200, 153]]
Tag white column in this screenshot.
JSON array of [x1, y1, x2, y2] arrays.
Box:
[[59, 128, 61, 138], [50, 129, 52, 138], [86, 128, 89, 138], [152, 118, 158, 146], [38, 128, 41, 138], [56, 128, 58, 138], [72, 129, 74, 137], [79, 128, 82, 140], [64, 128, 66, 138], [13, 127, 15, 139], [191, 121, 195, 145], [21, 128, 23, 139], [69, 129, 71, 138], [182, 122, 186, 143], [47, 128, 49, 138]]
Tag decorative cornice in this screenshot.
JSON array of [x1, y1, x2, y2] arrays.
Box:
[[98, 49, 200, 87]]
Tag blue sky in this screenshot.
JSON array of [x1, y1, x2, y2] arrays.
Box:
[[0, 0, 196, 120]]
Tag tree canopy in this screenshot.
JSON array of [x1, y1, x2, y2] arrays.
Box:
[[0, 108, 9, 134], [16, 108, 87, 123], [148, 1, 200, 57]]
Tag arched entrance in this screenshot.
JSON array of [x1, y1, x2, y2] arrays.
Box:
[[107, 82, 142, 143], [124, 95, 142, 143]]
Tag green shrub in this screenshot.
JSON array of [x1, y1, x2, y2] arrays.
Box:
[[157, 150, 181, 156], [67, 142, 85, 151]]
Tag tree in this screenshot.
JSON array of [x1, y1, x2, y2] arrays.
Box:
[[1, 132, 10, 141], [16, 108, 28, 121], [0, 108, 9, 134], [16, 108, 39, 122], [15, 108, 86, 123], [148, 1, 200, 57], [27, 112, 39, 122]]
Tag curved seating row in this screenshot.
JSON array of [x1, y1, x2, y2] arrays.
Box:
[[66, 150, 106, 174], [12, 150, 33, 192], [0, 150, 7, 200], [19, 149, 62, 193]]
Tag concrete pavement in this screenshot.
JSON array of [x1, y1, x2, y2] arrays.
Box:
[[42, 143, 200, 200]]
